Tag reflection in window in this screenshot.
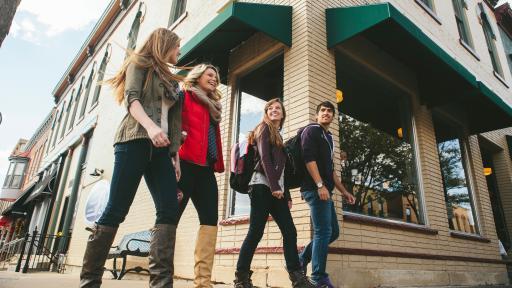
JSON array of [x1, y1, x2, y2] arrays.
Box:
[[338, 81, 423, 224], [433, 114, 477, 234], [340, 114, 422, 224], [230, 55, 284, 216]]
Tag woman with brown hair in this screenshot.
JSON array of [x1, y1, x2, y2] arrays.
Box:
[[79, 28, 182, 288], [233, 98, 314, 288], [176, 63, 224, 288]]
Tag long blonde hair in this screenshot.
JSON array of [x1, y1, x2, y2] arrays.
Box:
[[248, 98, 286, 147], [183, 64, 222, 101], [107, 28, 182, 104]]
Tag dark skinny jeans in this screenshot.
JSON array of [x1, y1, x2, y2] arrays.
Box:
[[236, 184, 300, 272], [97, 139, 178, 227], [176, 160, 219, 226]]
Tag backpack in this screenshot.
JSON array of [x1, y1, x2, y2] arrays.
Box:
[[229, 139, 257, 194], [284, 130, 305, 190]]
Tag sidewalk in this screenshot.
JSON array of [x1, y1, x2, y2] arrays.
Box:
[[0, 270, 232, 288]]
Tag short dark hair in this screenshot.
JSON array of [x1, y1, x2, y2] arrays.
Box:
[[316, 101, 336, 114]]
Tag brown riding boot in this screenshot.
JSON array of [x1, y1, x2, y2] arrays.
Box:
[[79, 224, 117, 288], [149, 224, 177, 288], [194, 225, 218, 288]]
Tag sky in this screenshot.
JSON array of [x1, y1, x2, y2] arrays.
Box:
[[0, 0, 110, 187], [0, 0, 511, 188]]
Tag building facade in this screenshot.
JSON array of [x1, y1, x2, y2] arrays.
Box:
[[15, 0, 512, 287]]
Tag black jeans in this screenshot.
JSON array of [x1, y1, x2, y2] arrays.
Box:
[[236, 184, 300, 272], [97, 139, 178, 227], [176, 160, 218, 226]]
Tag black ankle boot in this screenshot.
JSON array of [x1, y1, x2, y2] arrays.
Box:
[[233, 270, 254, 288], [288, 269, 315, 288]]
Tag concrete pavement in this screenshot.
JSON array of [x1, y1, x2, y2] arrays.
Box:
[[0, 271, 232, 288]]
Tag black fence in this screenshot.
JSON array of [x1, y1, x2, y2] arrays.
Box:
[[0, 228, 69, 273]]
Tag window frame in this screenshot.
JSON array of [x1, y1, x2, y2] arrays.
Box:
[[60, 90, 75, 139], [69, 77, 85, 131], [91, 45, 111, 108], [452, 0, 474, 49], [78, 62, 97, 121], [415, 0, 442, 25], [340, 96, 428, 226], [480, 4, 504, 77], [226, 52, 284, 218], [3, 161, 27, 189], [168, 0, 187, 28], [432, 111, 482, 235]]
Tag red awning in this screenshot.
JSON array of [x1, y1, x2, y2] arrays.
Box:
[[0, 216, 12, 227]]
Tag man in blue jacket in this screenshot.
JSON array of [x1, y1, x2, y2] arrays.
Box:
[[299, 101, 355, 288]]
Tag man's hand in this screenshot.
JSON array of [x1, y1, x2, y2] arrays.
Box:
[[343, 191, 355, 205], [318, 186, 330, 201], [272, 190, 284, 199]]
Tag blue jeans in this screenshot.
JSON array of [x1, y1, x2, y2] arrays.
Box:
[[98, 139, 178, 227], [299, 190, 339, 282]]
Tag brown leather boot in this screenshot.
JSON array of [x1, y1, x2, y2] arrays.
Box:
[[79, 224, 117, 288], [194, 225, 218, 288], [149, 224, 177, 288]]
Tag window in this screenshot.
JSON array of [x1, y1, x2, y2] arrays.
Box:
[[47, 109, 59, 151], [60, 90, 75, 139], [229, 54, 284, 216], [11, 162, 26, 188], [415, 0, 441, 24], [2, 163, 15, 188], [480, 3, 503, 76], [79, 62, 96, 119], [452, 0, 473, 47], [52, 104, 65, 147], [126, 3, 144, 58], [169, 0, 187, 27], [417, 0, 433, 9], [3, 161, 26, 189], [433, 113, 478, 234], [337, 54, 424, 224], [91, 46, 111, 106], [69, 77, 85, 130]]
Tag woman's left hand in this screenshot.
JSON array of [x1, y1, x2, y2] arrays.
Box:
[[288, 200, 292, 210], [172, 154, 181, 181]]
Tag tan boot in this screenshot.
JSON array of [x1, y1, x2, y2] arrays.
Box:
[[149, 224, 177, 288], [194, 225, 218, 288], [80, 224, 117, 288]]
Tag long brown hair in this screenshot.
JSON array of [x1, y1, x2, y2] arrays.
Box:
[[106, 28, 182, 104], [248, 98, 286, 147]]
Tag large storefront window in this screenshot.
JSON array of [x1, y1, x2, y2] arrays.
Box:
[[336, 54, 423, 224], [433, 113, 478, 234], [229, 54, 284, 216]]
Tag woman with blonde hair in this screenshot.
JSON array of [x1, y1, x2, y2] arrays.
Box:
[[176, 63, 224, 288], [233, 98, 314, 288], [80, 28, 182, 288]]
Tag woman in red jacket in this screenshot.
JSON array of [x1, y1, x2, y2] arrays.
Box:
[[177, 63, 224, 288]]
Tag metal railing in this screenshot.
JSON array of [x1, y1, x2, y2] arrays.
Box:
[[0, 228, 69, 273], [0, 237, 25, 270]]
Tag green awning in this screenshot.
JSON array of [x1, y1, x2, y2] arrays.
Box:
[[177, 2, 292, 83], [326, 3, 512, 133]]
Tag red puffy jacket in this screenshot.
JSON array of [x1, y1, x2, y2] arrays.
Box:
[[179, 89, 224, 172]]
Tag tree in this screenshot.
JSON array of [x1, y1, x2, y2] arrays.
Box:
[[0, 0, 21, 48]]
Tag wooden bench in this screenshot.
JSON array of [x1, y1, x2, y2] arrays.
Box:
[[106, 230, 151, 280]]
